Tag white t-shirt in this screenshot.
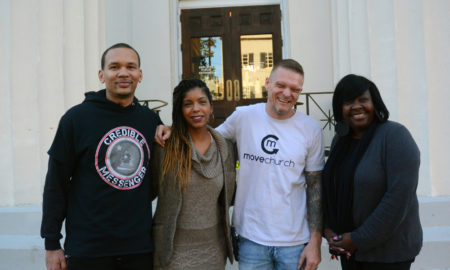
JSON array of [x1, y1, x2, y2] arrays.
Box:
[[216, 103, 324, 246]]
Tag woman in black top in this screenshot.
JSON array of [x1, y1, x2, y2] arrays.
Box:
[[322, 74, 422, 270]]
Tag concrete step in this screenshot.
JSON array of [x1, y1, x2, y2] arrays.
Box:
[[1, 197, 449, 270], [0, 235, 45, 270], [2, 197, 447, 234], [0, 205, 46, 270], [316, 226, 450, 270], [419, 196, 450, 227], [2, 228, 448, 270], [0, 206, 42, 235]]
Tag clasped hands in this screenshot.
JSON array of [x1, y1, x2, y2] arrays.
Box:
[[324, 228, 356, 260]]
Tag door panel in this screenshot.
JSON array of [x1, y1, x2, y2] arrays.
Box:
[[240, 34, 273, 100], [190, 36, 225, 100], [181, 5, 282, 127]]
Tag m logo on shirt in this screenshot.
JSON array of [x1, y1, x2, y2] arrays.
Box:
[[95, 126, 150, 190], [261, 134, 279, 154], [242, 134, 294, 167]]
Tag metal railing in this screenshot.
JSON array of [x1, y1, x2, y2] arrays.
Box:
[[138, 99, 168, 114], [296, 91, 335, 155], [300, 91, 335, 130], [139, 93, 335, 154]]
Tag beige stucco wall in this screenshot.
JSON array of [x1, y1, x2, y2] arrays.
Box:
[[0, 0, 106, 205], [287, 0, 334, 93], [0, 0, 449, 204], [423, 0, 450, 196], [1, 1, 450, 269], [106, 0, 174, 124], [0, 0, 14, 205]]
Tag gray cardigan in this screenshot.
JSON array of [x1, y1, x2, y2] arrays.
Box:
[[349, 121, 422, 262], [150, 128, 236, 267]]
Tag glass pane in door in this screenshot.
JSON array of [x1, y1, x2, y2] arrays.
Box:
[[240, 34, 273, 99], [190, 37, 224, 100]]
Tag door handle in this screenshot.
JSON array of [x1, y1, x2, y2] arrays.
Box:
[[234, 80, 240, 101], [226, 80, 233, 101]]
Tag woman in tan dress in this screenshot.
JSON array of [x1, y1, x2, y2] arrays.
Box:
[[151, 78, 236, 270]]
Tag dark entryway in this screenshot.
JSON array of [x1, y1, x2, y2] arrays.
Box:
[[181, 5, 282, 126]]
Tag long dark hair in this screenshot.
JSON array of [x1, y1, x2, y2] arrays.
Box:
[[162, 78, 212, 190], [333, 74, 389, 123]]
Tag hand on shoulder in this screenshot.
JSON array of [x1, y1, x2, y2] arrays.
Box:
[[155, 125, 171, 147]]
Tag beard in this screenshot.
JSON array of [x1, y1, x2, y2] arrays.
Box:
[[272, 103, 293, 116]]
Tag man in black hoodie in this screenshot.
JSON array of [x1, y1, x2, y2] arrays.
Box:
[[41, 43, 162, 270]]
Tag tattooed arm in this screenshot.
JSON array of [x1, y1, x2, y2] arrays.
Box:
[[305, 170, 323, 233], [298, 170, 323, 270]]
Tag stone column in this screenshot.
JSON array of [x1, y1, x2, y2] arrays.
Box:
[[331, 0, 371, 83], [38, 0, 66, 192], [10, 0, 42, 205], [367, 0, 399, 120], [423, 0, 450, 196], [330, 0, 450, 196], [287, 0, 333, 91], [0, 0, 14, 205], [0, 0, 106, 206], [394, 0, 431, 195]]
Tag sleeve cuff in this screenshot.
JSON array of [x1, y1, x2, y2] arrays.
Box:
[[350, 231, 364, 251], [45, 239, 62, 250]]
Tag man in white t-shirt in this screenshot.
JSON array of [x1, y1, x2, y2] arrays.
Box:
[[217, 59, 324, 270], [155, 59, 324, 270]]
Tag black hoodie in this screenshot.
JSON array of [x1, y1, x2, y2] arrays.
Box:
[[41, 90, 162, 257]]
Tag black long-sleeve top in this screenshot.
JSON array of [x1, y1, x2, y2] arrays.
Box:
[[40, 90, 162, 257]]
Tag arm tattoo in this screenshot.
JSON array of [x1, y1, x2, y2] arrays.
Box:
[[305, 171, 323, 233]]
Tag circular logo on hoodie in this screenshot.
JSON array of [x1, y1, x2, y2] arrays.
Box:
[[95, 126, 150, 190]]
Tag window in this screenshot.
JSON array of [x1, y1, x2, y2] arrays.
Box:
[[260, 52, 267, 68], [268, 53, 273, 67], [259, 52, 273, 68], [242, 54, 248, 65]]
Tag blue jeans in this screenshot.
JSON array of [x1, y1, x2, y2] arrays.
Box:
[[238, 237, 306, 270]]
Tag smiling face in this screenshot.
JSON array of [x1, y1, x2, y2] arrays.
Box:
[[98, 47, 142, 106], [342, 90, 375, 138], [182, 87, 212, 132], [265, 66, 303, 120]]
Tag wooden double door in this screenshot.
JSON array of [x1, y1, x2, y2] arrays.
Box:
[[181, 5, 282, 126]]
